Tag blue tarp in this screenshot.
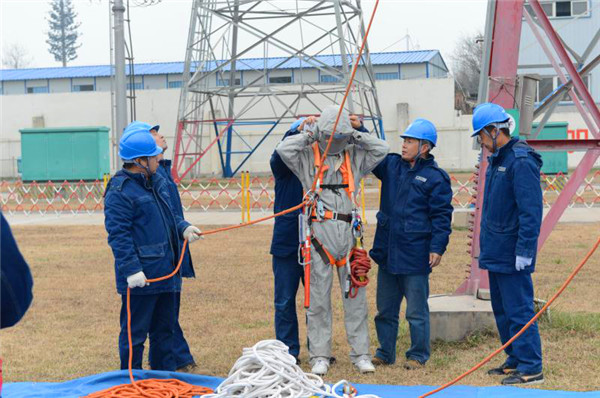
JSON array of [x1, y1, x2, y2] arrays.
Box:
[[3, 370, 600, 398]]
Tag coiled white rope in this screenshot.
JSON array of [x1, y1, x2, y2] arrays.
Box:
[[203, 340, 381, 398]]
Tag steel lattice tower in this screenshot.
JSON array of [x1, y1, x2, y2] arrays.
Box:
[[173, 0, 383, 180]]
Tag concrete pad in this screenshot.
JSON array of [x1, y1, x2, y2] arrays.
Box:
[[429, 294, 496, 342], [452, 209, 474, 228]]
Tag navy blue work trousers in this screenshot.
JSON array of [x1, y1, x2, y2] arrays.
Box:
[[374, 266, 430, 364], [119, 292, 177, 371], [149, 292, 195, 369], [272, 254, 304, 357], [489, 271, 543, 374]]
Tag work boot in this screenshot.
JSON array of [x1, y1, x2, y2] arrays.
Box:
[[372, 357, 392, 367], [404, 359, 425, 370], [501, 371, 544, 386], [311, 359, 330, 376], [176, 362, 201, 374], [487, 363, 517, 376], [355, 358, 375, 374]]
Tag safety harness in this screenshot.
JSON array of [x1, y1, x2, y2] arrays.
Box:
[[300, 144, 371, 306]]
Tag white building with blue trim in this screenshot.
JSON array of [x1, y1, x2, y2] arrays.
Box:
[[0, 50, 448, 95], [0, 50, 479, 177]]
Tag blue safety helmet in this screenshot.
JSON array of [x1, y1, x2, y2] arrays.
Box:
[[471, 103, 510, 137], [290, 117, 306, 132], [124, 121, 160, 135], [401, 118, 437, 147], [119, 125, 163, 160]]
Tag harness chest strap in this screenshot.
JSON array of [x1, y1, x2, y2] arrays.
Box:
[[312, 143, 355, 199]]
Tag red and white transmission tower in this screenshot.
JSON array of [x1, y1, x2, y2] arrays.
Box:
[[172, 0, 383, 180]]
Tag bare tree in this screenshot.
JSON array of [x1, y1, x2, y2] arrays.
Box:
[[2, 43, 32, 69], [450, 31, 483, 112]]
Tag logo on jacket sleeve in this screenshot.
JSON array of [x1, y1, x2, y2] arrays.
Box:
[[498, 166, 506, 172], [415, 176, 427, 182]]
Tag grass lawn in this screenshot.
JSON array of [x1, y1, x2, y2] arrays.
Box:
[[2, 222, 599, 391]]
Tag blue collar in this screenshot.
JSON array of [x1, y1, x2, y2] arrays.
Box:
[[490, 138, 518, 163]]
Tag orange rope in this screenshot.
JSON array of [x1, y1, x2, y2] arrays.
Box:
[[198, 0, 380, 238], [309, 0, 380, 193], [85, 240, 214, 398], [88, 3, 382, 395], [419, 235, 600, 398]]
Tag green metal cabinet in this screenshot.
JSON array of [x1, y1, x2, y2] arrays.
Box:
[[506, 109, 568, 175], [19, 126, 110, 181], [531, 122, 568, 175]]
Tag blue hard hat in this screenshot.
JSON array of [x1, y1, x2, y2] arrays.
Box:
[[119, 124, 163, 160], [471, 103, 510, 137], [290, 117, 306, 132], [124, 121, 160, 134], [401, 118, 437, 146]]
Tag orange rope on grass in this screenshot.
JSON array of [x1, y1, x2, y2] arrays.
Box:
[[419, 235, 600, 398], [86, 3, 382, 395], [85, 240, 214, 398]]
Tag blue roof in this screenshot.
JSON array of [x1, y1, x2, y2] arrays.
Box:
[[0, 50, 443, 82]]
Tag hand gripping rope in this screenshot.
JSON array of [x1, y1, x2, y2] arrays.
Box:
[[87, 2, 381, 396], [419, 235, 600, 398]]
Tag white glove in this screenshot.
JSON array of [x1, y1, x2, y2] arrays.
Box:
[[515, 256, 533, 271], [127, 271, 148, 289], [183, 225, 203, 243], [303, 122, 319, 142]]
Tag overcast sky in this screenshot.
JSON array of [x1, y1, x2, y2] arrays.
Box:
[[1, 0, 487, 70]]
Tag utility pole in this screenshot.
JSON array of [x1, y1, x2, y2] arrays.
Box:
[[112, 0, 127, 166]]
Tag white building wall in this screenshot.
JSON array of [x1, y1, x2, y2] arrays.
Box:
[[1, 77, 481, 178], [25, 79, 49, 91], [4, 81, 24, 95], [49, 79, 71, 93], [96, 76, 112, 91], [144, 74, 167, 90], [401, 64, 427, 80], [518, 3, 599, 103]]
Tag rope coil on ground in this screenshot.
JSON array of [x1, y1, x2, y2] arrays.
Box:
[[86, 1, 383, 395], [84, 378, 213, 398], [203, 340, 380, 398]]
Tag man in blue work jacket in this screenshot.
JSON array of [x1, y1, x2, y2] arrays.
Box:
[[125, 121, 199, 373], [104, 124, 202, 371], [1, 212, 33, 330], [471, 103, 544, 385], [370, 119, 453, 369], [270, 115, 368, 365]]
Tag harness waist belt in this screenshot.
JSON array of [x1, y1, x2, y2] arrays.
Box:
[[320, 184, 349, 189], [310, 210, 352, 223]]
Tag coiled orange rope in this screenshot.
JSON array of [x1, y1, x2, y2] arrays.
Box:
[[348, 247, 371, 299], [419, 235, 600, 397]]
